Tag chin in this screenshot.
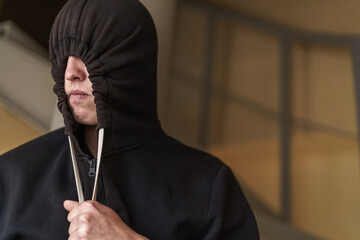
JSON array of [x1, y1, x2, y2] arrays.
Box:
[[75, 118, 98, 126], [73, 112, 97, 126]]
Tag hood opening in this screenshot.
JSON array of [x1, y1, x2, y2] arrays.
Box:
[[49, 0, 161, 157]]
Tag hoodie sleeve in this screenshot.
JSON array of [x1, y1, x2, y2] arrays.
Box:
[[199, 165, 259, 239]]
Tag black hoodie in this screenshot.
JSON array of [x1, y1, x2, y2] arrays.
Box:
[[0, 0, 259, 239]]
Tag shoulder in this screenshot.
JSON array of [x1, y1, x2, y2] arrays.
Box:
[[136, 129, 228, 181], [144, 131, 259, 237], [0, 128, 69, 195], [156, 130, 224, 166], [0, 128, 67, 164]]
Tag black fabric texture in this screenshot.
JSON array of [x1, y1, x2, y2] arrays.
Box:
[[50, 0, 160, 157], [0, 0, 259, 239]]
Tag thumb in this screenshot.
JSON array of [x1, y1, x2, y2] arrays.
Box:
[[64, 200, 79, 212]]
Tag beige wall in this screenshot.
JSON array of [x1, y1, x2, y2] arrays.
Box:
[[292, 43, 356, 132], [165, 3, 360, 239], [164, 7, 206, 146], [0, 103, 41, 154], [196, 0, 360, 34], [167, 1, 359, 159]]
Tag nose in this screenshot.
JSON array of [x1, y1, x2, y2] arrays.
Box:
[[65, 56, 88, 81]]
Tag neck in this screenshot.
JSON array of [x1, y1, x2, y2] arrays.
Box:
[[84, 125, 98, 158]]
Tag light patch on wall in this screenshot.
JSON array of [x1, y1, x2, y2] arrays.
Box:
[[0, 103, 41, 154], [0, 21, 55, 131]]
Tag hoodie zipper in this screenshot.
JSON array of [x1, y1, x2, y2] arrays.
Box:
[[87, 158, 105, 202], [68, 128, 104, 202], [87, 158, 96, 177]]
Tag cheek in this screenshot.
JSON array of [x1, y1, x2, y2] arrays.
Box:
[[64, 80, 71, 95], [86, 79, 94, 93]]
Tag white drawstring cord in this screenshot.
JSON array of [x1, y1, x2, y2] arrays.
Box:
[[68, 136, 85, 203], [68, 128, 105, 203], [92, 128, 104, 201]]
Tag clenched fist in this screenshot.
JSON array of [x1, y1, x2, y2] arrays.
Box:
[[64, 200, 148, 240]]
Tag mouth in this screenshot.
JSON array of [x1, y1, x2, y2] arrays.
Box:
[[69, 90, 89, 100]]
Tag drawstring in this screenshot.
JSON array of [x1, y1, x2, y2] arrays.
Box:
[[68, 135, 84, 203], [68, 128, 105, 203], [92, 128, 104, 201]]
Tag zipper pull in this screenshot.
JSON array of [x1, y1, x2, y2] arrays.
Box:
[[87, 159, 96, 177]]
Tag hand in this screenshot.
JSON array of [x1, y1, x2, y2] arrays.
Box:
[[64, 200, 148, 240]]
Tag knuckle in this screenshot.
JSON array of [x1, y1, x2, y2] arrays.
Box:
[[79, 213, 91, 224], [67, 212, 73, 222], [82, 201, 96, 210], [78, 225, 91, 238]]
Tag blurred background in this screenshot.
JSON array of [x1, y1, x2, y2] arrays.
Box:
[[0, 0, 359, 239]]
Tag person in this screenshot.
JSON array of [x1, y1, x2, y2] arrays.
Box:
[[0, 0, 259, 239]]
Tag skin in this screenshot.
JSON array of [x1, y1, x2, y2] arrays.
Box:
[[64, 57, 97, 126], [64, 56, 148, 240], [64, 56, 98, 156], [64, 200, 148, 240]]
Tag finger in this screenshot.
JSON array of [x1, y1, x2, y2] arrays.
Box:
[[83, 200, 108, 215], [67, 201, 99, 222], [69, 213, 93, 237], [64, 200, 79, 212], [68, 218, 79, 235], [65, 201, 82, 222], [68, 232, 78, 240], [79, 201, 103, 214]]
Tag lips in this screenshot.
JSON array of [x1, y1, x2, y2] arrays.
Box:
[[69, 90, 89, 100]]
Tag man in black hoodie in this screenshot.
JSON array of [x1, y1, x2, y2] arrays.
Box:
[[62, 56, 148, 239], [0, 0, 259, 239]]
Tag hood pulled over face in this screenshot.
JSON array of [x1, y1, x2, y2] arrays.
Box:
[[49, 0, 160, 156]]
